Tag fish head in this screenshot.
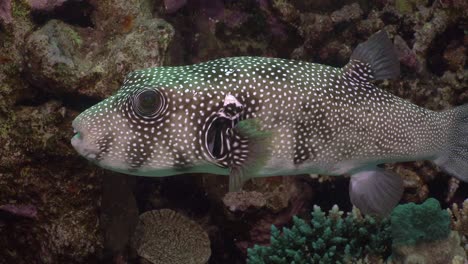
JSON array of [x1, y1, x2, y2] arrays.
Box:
[[71, 68, 229, 176]]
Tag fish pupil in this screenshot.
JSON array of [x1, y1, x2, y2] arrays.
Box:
[[136, 90, 161, 116]]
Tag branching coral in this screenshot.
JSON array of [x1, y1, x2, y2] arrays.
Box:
[[449, 199, 468, 237], [246, 205, 391, 264], [449, 199, 468, 256]]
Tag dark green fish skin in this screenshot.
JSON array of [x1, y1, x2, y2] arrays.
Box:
[[72, 31, 468, 215], [71, 56, 447, 172]]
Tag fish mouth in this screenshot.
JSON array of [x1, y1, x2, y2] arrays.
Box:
[[71, 127, 99, 160]]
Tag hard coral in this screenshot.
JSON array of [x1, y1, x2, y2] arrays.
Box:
[[390, 198, 451, 246], [247, 205, 391, 264], [449, 199, 468, 256], [450, 200, 468, 237], [131, 209, 211, 264]]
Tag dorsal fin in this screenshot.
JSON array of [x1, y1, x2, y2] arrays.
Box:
[[343, 30, 400, 82]]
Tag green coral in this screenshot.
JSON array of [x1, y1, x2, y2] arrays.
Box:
[[247, 206, 392, 264], [390, 198, 451, 246]]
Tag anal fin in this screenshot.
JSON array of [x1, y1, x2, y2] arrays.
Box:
[[349, 167, 404, 217], [228, 119, 272, 192]]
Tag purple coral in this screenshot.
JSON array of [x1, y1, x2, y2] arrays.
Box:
[[0, 0, 12, 25]]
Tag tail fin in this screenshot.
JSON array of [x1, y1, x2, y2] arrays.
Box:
[[434, 104, 468, 182], [344, 30, 400, 82]]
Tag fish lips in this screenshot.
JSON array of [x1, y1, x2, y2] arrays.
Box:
[[71, 130, 100, 161]]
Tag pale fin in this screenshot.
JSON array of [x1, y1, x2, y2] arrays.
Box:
[[344, 30, 400, 81], [228, 119, 272, 192], [434, 104, 468, 182], [349, 168, 404, 217]]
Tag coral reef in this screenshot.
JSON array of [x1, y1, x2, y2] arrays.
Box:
[[131, 209, 211, 264], [247, 206, 392, 264]]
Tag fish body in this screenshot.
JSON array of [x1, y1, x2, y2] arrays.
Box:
[[72, 31, 468, 216]]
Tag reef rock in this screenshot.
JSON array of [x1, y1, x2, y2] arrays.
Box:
[[28, 0, 69, 12], [390, 231, 467, 264], [24, 1, 174, 99], [0, 0, 12, 25], [228, 177, 313, 254]]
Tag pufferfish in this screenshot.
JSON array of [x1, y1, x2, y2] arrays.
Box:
[[71, 31, 468, 216]]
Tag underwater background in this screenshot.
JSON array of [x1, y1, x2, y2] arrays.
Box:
[[0, 0, 467, 263]]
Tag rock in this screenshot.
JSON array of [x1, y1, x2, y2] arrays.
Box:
[[164, 0, 187, 14], [0, 204, 38, 219], [90, 0, 149, 33], [299, 13, 333, 46], [413, 9, 450, 74], [443, 43, 466, 72], [388, 164, 429, 203], [131, 209, 211, 264], [394, 35, 421, 72], [24, 15, 174, 98], [40, 212, 100, 263], [271, 0, 300, 24], [234, 177, 313, 254], [223, 191, 267, 212], [24, 20, 92, 95], [28, 0, 69, 12], [356, 10, 385, 36], [0, 0, 12, 25], [390, 231, 467, 264], [330, 3, 363, 24]]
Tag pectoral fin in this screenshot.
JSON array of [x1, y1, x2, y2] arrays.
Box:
[[349, 168, 404, 217], [228, 119, 272, 192]]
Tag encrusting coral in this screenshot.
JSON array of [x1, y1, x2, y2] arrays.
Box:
[[390, 198, 467, 263], [390, 198, 451, 246], [131, 209, 211, 264], [246, 205, 391, 264]]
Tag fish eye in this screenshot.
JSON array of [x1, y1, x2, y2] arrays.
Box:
[[135, 89, 162, 117]]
